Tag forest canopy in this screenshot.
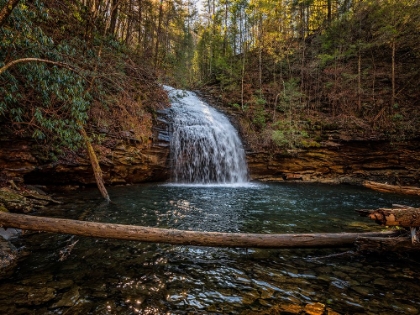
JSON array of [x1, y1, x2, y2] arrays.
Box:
[[1, 0, 420, 152]]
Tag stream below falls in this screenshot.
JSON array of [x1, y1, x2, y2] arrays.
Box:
[[1, 182, 420, 314]]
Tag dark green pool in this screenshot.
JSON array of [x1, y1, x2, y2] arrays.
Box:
[[1, 182, 420, 314]]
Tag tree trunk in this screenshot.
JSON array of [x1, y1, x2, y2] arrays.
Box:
[[154, 0, 164, 68], [327, 0, 332, 25], [79, 126, 110, 202], [391, 38, 396, 112], [109, 0, 119, 35], [125, 0, 133, 45], [137, 0, 143, 53], [356, 205, 420, 227], [357, 47, 362, 111], [363, 181, 420, 196], [0, 0, 21, 28], [0, 212, 396, 249]]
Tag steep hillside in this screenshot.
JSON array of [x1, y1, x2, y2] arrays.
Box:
[[198, 1, 420, 153]]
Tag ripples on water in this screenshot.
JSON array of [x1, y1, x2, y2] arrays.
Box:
[[1, 183, 420, 314]]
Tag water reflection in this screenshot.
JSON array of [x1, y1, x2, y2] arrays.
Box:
[[1, 183, 420, 314]]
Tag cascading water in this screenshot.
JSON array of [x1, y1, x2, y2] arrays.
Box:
[[165, 86, 248, 184]]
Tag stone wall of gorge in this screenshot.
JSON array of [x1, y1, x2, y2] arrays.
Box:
[[0, 116, 171, 187], [1, 129, 420, 187], [247, 140, 420, 186]]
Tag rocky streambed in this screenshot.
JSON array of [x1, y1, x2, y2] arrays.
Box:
[[0, 185, 64, 279]]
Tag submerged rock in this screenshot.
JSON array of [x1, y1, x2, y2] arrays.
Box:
[[0, 187, 31, 213], [14, 287, 56, 306], [0, 238, 18, 279], [304, 302, 326, 315], [51, 286, 80, 308]]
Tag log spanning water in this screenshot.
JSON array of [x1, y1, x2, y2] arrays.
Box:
[[0, 212, 397, 248], [165, 86, 248, 184]]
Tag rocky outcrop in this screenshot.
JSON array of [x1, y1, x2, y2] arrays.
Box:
[[0, 238, 18, 280], [1, 109, 420, 187], [248, 140, 420, 186], [22, 138, 170, 186], [0, 112, 171, 186]]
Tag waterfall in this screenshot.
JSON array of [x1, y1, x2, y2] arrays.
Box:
[[165, 86, 248, 184]]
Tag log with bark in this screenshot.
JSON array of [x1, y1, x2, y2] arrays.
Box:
[[0, 212, 396, 249], [356, 204, 420, 227], [363, 180, 420, 196], [356, 204, 420, 249]]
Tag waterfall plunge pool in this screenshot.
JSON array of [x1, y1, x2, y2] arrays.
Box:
[[2, 182, 420, 314]]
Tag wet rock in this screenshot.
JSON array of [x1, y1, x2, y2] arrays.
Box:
[[260, 287, 275, 299], [304, 302, 326, 315], [326, 307, 342, 315], [391, 302, 419, 315], [0, 238, 18, 279], [61, 298, 93, 314], [47, 279, 74, 290], [0, 227, 21, 240], [242, 290, 260, 304], [0, 187, 32, 213], [25, 185, 47, 195], [21, 273, 53, 285], [13, 286, 56, 305], [280, 303, 303, 314], [336, 265, 360, 275], [258, 298, 272, 307], [351, 285, 373, 297], [248, 140, 420, 186], [22, 189, 62, 204], [51, 286, 80, 308], [329, 278, 350, 294]]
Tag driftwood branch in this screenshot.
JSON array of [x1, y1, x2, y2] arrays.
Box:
[[0, 212, 397, 249]]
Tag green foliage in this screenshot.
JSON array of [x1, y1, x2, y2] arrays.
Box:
[[271, 120, 309, 149], [252, 106, 266, 129], [276, 79, 304, 113], [231, 103, 241, 110], [0, 0, 89, 149], [270, 79, 310, 149]]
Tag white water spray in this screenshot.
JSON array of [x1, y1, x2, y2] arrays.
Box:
[[165, 86, 248, 184]]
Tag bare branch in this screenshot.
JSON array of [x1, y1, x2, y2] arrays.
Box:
[[0, 58, 78, 75]]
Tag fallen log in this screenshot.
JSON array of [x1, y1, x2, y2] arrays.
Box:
[[363, 180, 420, 196], [0, 212, 396, 249], [357, 204, 420, 243], [356, 205, 420, 227]]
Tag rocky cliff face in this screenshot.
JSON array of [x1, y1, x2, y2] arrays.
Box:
[[0, 114, 171, 187], [248, 140, 420, 186], [1, 119, 419, 187]]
